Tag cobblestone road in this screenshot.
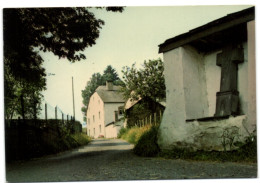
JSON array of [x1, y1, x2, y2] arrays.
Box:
[[6, 139, 257, 182]]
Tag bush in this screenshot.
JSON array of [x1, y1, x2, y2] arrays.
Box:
[[119, 125, 160, 157], [133, 125, 160, 157], [72, 133, 92, 146], [117, 127, 129, 138]]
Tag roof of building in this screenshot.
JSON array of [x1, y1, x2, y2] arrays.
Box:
[[159, 7, 255, 53], [125, 96, 166, 110], [124, 97, 142, 110], [96, 85, 125, 103]]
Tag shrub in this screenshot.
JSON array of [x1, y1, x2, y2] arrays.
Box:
[[119, 125, 160, 157], [72, 133, 92, 146], [133, 126, 160, 157], [117, 127, 129, 138]]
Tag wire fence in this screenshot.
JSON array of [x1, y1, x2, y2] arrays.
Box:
[[37, 100, 74, 121]]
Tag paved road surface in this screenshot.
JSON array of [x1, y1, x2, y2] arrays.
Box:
[[6, 139, 257, 182]]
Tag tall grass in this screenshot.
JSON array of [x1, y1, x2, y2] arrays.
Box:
[[120, 125, 153, 145]]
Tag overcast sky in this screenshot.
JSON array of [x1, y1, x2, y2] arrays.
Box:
[[36, 5, 252, 123]]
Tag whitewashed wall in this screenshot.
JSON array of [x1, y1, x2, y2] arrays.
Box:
[[204, 51, 221, 116], [182, 46, 209, 119], [158, 21, 256, 151], [86, 93, 105, 138]]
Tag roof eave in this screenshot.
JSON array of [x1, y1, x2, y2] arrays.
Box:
[[159, 7, 255, 53]]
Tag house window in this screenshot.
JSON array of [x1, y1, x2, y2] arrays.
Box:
[[99, 125, 101, 133], [99, 111, 101, 119], [118, 106, 123, 115], [93, 115, 95, 123], [114, 111, 118, 122], [88, 118, 90, 125]]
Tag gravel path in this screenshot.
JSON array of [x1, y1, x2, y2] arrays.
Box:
[[6, 139, 257, 182]]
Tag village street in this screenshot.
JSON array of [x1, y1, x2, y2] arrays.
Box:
[[6, 139, 257, 182]]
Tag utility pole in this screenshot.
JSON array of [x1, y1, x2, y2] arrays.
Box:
[[72, 77, 75, 121]]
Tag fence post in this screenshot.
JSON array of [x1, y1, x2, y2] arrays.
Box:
[[45, 103, 47, 120], [67, 115, 69, 122], [62, 113, 64, 123], [55, 106, 57, 120], [150, 114, 152, 125], [159, 110, 162, 121]]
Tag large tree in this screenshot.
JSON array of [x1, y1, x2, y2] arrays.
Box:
[[3, 7, 124, 120], [4, 58, 46, 120], [121, 58, 166, 102], [81, 65, 123, 121], [121, 58, 166, 127], [4, 7, 124, 84]]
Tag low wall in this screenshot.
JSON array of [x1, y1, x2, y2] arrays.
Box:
[[158, 115, 255, 151]]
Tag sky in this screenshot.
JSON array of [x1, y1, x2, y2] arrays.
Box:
[[38, 5, 253, 124]]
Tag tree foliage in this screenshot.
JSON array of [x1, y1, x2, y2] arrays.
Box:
[[81, 65, 123, 121], [3, 7, 124, 120], [121, 58, 166, 102], [4, 58, 46, 120], [4, 7, 124, 84]]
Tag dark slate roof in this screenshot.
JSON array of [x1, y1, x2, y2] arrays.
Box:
[[96, 86, 125, 103], [159, 7, 255, 53]]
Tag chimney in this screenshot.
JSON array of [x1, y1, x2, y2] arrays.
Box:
[[106, 81, 113, 91]]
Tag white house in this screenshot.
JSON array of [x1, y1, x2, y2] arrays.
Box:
[[86, 81, 125, 138], [158, 7, 255, 151]]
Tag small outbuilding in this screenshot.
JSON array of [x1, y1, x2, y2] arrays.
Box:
[[158, 7, 256, 151]]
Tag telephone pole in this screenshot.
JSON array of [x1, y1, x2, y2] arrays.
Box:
[[72, 77, 75, 121]]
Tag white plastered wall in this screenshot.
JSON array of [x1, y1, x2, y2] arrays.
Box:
[[158, 25, 256, 150], [182, 46, 209, 119], [246, 20, 256, 132], [86, 92, 105, 138]]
